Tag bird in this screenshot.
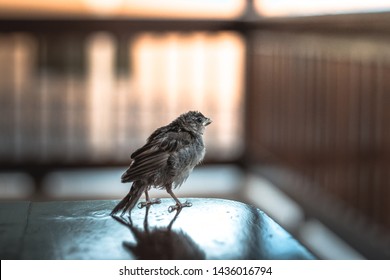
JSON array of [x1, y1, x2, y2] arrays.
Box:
[[111, 111, 212, 216]]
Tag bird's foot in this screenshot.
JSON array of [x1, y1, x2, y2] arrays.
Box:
[[137, 198, 162, 209], [168, 200, 192, 213]]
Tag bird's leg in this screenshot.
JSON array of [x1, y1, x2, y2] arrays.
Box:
[[146, 191, 162, 205], [137, 190, 161, 209], [166, 186, 192, 213]]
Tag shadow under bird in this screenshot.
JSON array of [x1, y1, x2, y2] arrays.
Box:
[[111, 111, 212, 216]]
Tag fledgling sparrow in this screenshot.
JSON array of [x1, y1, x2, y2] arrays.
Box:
[[111, 111, 212, 216]]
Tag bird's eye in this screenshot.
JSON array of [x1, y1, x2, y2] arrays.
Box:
[[196, 117, 203, 123]]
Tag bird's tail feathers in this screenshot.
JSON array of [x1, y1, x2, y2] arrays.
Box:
[[111, 181, 145, 216]]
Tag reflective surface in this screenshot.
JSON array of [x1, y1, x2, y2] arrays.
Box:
[[0, 198, 315, 259]]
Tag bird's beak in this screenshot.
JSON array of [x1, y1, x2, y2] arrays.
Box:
[[204, 118, 212, 126]]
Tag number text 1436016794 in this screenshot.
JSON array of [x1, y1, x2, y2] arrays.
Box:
[[212, 266, 272, 276]]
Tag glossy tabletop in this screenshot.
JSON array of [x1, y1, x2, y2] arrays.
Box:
[[0, 198, 315, 260]]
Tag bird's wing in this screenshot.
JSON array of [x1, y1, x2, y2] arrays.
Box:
[[121, 131, 188, 183]]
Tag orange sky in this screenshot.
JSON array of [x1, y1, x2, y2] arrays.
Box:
[[1, 0, 389, 18], [256, 0, 390, 17], [0, 0, 244, 18]]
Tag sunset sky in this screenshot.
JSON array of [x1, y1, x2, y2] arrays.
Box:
[[0, 0, 244, 18], [1, 0, 389, 18]]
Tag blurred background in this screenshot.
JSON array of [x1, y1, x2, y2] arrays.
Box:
[[1, 0, 390, 259]]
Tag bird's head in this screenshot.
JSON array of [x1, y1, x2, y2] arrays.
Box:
[[177, 111, 212, 135]]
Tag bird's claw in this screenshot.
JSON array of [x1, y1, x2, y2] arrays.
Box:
[[168, 200, 192, 213], [137, 202, 145, 209], [153, 198, 162, 205], [137, 198, 162, 209], [183, 200, 192, 207]]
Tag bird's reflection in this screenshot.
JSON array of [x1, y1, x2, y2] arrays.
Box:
[[112, 206, 205, 259]]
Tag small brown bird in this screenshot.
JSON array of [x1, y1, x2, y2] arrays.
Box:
[[111, 111, 212, 216]]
